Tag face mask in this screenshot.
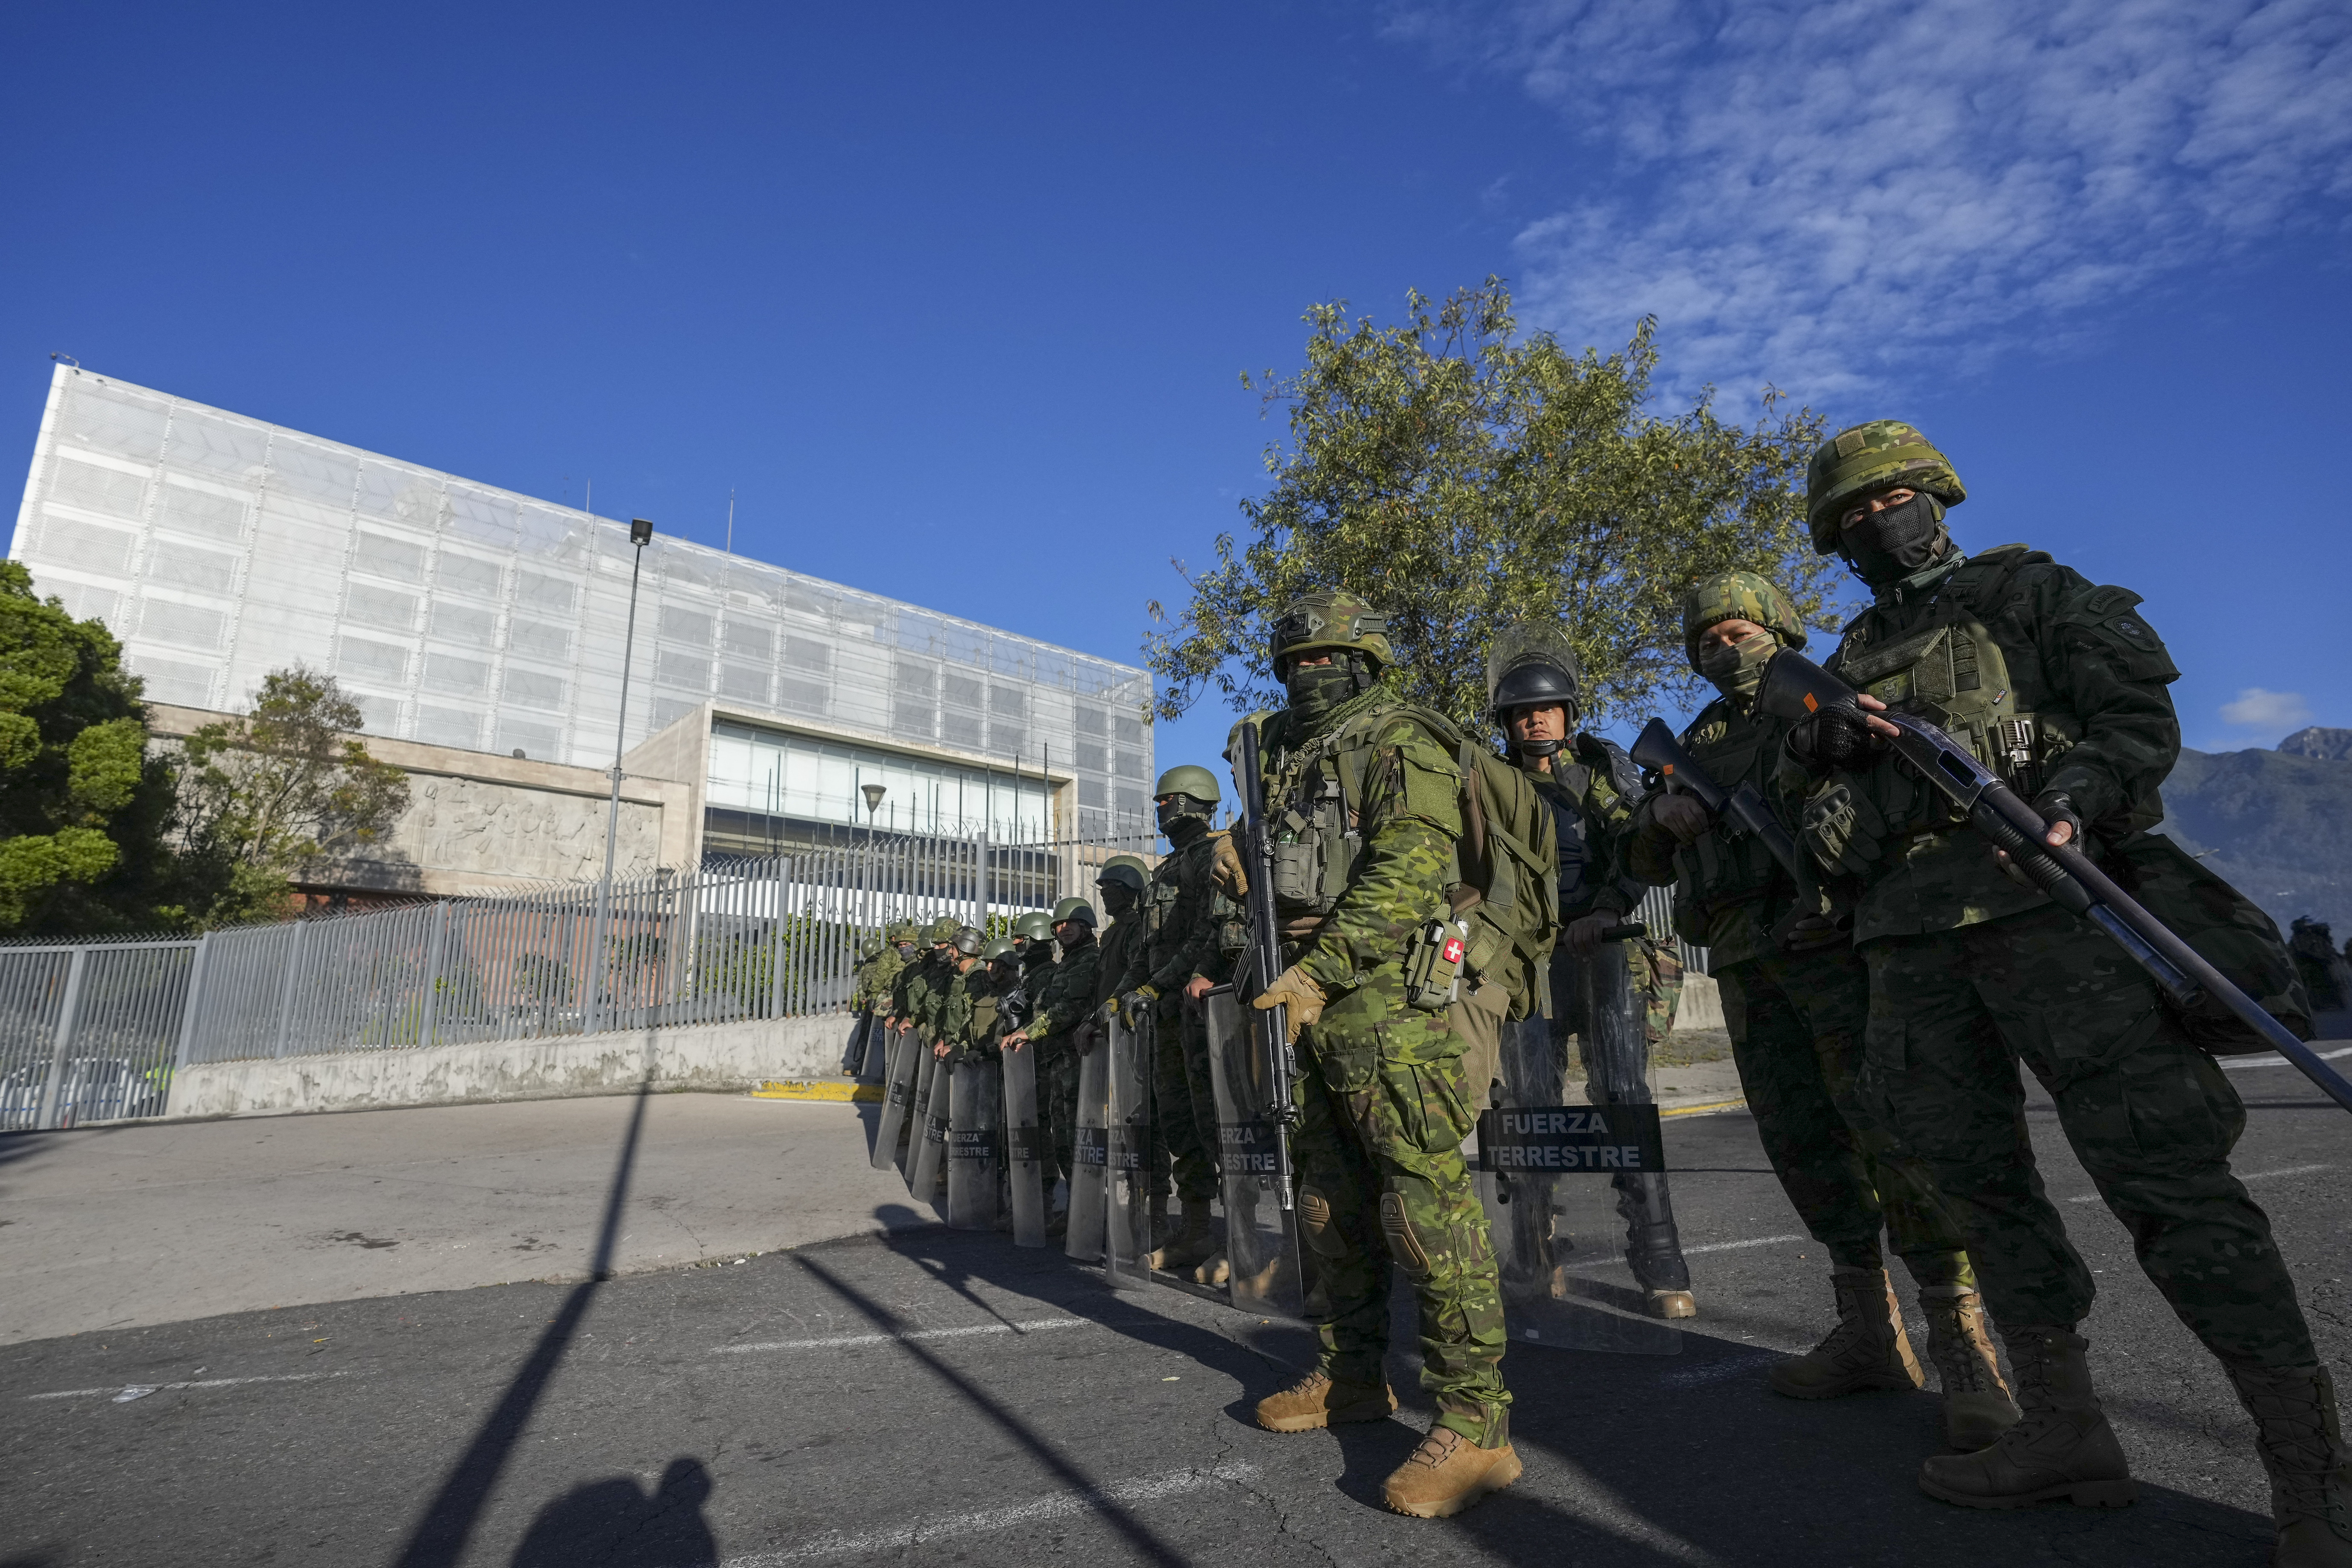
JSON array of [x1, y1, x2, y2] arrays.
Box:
[[1099, 885, 1137, 918], [1285, 659, 1359, 732], [1696, 629, 1778, 701], [1156, 802, 1207, 840], [1842, 492, 1948, 585]]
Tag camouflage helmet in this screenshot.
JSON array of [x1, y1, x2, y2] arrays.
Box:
[[885, 920, 917, 946], [1153, 764, 1221, 808], [1681, 571, 1808, 668], [927, 916, 959, 946], [1012, 910, 1054, 942], [859, 937, 884, 961], [980, 936, 1016, 963], [1096, 856, 1148, 897], [1805, 420, 1967, 552], [1268, 590, 1394, 677], [1050, 896, 1099, 929], [952, 925, 983, 956]]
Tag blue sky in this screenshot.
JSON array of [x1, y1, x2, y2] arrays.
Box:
[[5, 0, 2347, 784]]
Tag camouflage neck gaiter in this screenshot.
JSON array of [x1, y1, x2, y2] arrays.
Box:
[[1696, 629, 1778, 705]]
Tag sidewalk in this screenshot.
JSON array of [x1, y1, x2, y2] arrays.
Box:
[[0, 1091, 915, 1347]]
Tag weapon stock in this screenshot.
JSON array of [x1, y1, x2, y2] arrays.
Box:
[[1235, 720, 1300, 1210], [1630, 717, 1804, 880], [1759, 649, 2352, 1116]]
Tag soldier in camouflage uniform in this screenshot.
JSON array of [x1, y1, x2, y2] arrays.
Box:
[[845, 934, 906, 1074], [1488, 623, 1698, 1320], [1002, 897, 1101, 1237], [1114, 765, 1235, 1272], [1242, 591, 1520, 1520], [1627, 571, 2014, 1451], [1788, 422, 2345, 1559]]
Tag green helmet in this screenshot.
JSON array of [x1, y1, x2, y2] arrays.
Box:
[[1096, 857, 1148, 897], [927, 916, 959, 946], [1805, 420, 1967, 552], [885, 920, 917, 945], [981, 937, 1016, 963], [1269, 590, 1394, 678], [1013, 911, 1054, 942], [1681, 572, 1809, 669], [952, 925, 983, 956], [1154, 764, 1221, 808], [859, 937, 884, 961], [1051, 896, 1099, 929]]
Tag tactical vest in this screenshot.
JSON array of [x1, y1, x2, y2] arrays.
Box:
[[1669, 703, 1785, 910], [1829, 548, 2082, 807]]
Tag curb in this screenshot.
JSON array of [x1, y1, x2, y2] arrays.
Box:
[[751, 1080, 884, 1104], [1661, 1096, 1747, 1120]]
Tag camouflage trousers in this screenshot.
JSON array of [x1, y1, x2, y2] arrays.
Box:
[[1293, 959, 1510, 1447], [1717, 943, 1971, 1286], [1861, 904, 2315, 1368], [1149, 1000, 1219, 1205], [1036, 1034, 1080, 1189], [1629, 937, 1684, 1047]]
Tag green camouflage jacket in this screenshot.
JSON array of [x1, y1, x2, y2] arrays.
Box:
[[1024, 934, 1101, 1046], [1627, 697, 1810, 969], [901, 953, 953, 1036], [940, 962, 1000, 1061], [1141, 827, 1234, 1001], [1256, 688, 1461, 992], [1804, 544, 2181, 943], [851, 947, 905, 1012], [1093, 909, 1151, 1013]]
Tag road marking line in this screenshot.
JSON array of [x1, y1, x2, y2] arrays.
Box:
[[710, 1316, 1092, 1355], [722, 1461, 1259, 1562], [1560, 1232, 1805, 1273], [26, 1371, 341, 1402], [2067, 1163, 2333, 1203], [2220, 1044, 2352, 1071]]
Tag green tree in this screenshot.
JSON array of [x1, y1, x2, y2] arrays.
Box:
[[173, 667, 412, 926], [1146, 280, 1842, 732], [0, 562, 179, 936]]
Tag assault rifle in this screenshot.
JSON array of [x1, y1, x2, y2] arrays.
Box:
[[1630, 717, 1805, 880], [1758, 650, 2352, 1115], [1234, 718, 1300, 1212]]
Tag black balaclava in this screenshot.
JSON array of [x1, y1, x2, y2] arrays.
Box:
[[1841, 492, 1951, 586], [1285, 652, 1374, 735], [1156, 799, 1210, 843], [1099, 883, 1138, 920], [1695, 629, 1779, 705]]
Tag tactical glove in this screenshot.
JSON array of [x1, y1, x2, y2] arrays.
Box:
[[1118, 987, 1157, 1028], [1800, 782, 1889, 877], [1788, 706, 1883, 775], [1996, 790, 2086, 890], [1252, 966, 1327, 1045]]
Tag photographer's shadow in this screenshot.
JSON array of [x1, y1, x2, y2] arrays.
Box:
[[509, 1457, 717, 1568]]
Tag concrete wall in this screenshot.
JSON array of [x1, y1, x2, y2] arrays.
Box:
[[164, 1012, 862, 1121], [147, 703, 697, 895], [1675, 973, 1725, 1033]]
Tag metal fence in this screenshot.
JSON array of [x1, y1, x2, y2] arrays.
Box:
[[0, 822, 1154, 1131]]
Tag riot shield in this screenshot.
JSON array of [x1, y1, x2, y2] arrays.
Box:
[[1103, 1012, 1155, 1292], [1064, 1036, 1110, 1263], [858, 1013, 889, 1080], [1203, 986, 1307, 1317], [1474, 946, 1681, 1354], [946, 1059, 1002, 1231], [900, 1034, 940, 1182], [1579, 938, 1692, 1308], [1001, 1040, 1047, 1247], [871, 1025, 920, 1172], [908, 1043, 952, 1206]]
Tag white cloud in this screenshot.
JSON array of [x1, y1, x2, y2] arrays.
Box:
[[1385, 0, 2352, 398], [2219, 687, 2313, 728]]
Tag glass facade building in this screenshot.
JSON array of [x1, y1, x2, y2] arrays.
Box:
[[9, 365, 1155, 845]]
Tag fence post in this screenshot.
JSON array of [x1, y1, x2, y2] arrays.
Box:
[[417, 901, 451, 1048], [172, 933, 212, 1073], [34, 948, 90, 1130], [272, 922, 307, 1059]]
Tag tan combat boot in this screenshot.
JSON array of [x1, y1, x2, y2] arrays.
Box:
[[1254, 1370, 1397, 1433], [1149, 1200, 1218, 1273], [1918, 1326, 2136, 1509], [1646, 1288, 1698, 1319], [2227, 1362, 2352, 1568], [1919, 1284, 2022, 1452], [1193, 1250, 1230, 1287], [1381, 1426, 1523, 1518], [1768, 1267, 1925, 1400]]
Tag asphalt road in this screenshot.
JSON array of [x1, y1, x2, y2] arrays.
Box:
[[2, 1066, 2344, 1567]]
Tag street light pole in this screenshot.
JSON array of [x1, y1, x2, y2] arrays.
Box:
[[861, 782, 887, 933], [585, 517, 655, 1034]]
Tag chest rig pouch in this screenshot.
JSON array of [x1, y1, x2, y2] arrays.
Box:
[[1671, 714, 1781, 902], [1836, 608, 2077, 803], [1270, 750, 1360, 919]]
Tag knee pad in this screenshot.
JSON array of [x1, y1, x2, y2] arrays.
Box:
[[1297, 1185, 1350, 1259], [1378, 1192, 1434, 1279]]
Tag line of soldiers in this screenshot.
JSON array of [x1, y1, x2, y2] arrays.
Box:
[[846, 418, 2348, 1556]]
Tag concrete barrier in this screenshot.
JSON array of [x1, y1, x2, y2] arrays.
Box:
[[163, 1013, 861, 1121], [1673, 972, 1725, 1032]]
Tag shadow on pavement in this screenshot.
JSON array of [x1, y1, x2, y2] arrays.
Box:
[[508, 1458, 717, 1568], [391, 1076, 663, 1568], [848, 1224, 2277, 1566]]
